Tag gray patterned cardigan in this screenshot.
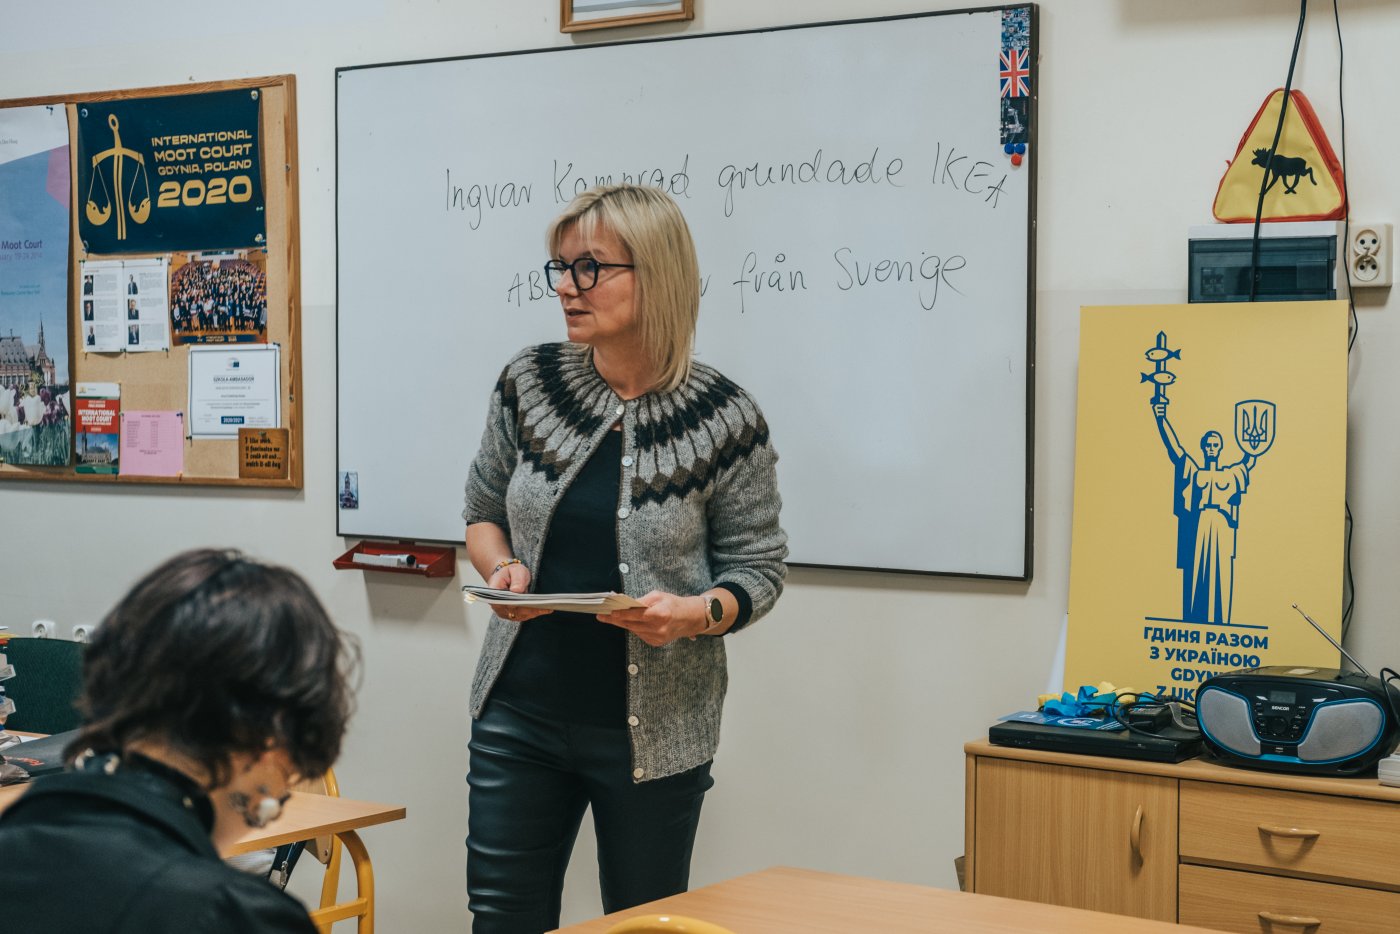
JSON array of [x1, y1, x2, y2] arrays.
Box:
[[463, 342, 787, 781]]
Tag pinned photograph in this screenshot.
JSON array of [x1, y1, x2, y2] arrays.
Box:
[[338, 471, 360, 510], [170, 250, 269, 345]]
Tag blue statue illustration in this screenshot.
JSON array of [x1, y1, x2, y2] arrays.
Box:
[[1143, 332, 1275, 624]]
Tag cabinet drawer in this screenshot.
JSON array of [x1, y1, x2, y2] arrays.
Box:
[[1181, 780, 1400, 888], [1181, 864, 1400, 934]]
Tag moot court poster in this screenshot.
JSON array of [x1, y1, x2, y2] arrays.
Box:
[[0, 104, 71, 467]]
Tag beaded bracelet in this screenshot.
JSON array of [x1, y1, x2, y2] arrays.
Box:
[[492, 558, 523, 575]]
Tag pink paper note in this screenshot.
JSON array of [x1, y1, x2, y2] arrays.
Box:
[[118, 411, 185, 477]]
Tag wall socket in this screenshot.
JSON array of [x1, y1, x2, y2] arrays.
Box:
[[31, 619, 56, 639], [72, 624, 94, 643], [1349, 222, 1392, 288]]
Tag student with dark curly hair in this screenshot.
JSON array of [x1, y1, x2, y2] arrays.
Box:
[[0, 549, 358, 933]]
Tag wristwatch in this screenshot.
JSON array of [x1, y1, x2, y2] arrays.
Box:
[[704, 596, 724, 631]]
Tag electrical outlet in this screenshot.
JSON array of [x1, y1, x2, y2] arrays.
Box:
[[1348, 222, 1392, 287], [31, 619, 55, 639], [72, 624, 94, 643]]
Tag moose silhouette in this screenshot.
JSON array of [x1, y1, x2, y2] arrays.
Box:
[[1251, 147, 1317, 194]]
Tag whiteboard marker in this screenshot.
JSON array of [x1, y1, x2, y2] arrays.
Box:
[[352, 552, 417, 569]]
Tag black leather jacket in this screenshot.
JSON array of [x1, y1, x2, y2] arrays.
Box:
[[0, 756, 315, 933]]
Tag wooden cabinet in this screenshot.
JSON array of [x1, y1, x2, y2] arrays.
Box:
[[966, 741, 1400, 932], [968, 756, 1178, 920]]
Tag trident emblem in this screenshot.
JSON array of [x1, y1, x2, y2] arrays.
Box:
[[1235, 400, 1277, 457], [85, 114, 151, 241]]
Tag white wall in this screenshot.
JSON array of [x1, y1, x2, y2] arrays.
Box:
[[3, 2, 1398, 930]]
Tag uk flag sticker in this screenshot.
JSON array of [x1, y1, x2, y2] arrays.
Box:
[[999, 48, 1030, 99]]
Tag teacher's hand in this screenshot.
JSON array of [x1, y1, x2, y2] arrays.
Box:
[[597, 591, 704, 647], [488, 562, 552, 622]]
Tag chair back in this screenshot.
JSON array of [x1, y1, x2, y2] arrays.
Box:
[[0, 637, 85, 734], [604, 915, 736, 934]]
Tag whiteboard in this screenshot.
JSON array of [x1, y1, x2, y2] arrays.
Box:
[[336, 7, 1036, 578]]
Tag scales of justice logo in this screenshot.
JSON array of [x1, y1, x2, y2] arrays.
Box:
[[85, 113, 151, 242], [1141, 331, 1275, 625]]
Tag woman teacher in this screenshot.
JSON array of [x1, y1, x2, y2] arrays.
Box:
[[462, 184, 788, 933], [0, 548, 358, 932]]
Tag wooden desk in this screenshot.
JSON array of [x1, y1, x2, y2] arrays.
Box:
[[550, 866, 1226, 933], [227, 791, 405, 856], [0, 781, 24, 813]]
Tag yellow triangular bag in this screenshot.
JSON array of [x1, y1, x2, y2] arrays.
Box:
[[1213, 89, 1345, 223]]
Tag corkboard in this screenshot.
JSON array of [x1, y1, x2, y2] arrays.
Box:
[[0, 75, 302, 488]]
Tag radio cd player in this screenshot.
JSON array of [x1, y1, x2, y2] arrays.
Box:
[[1198, 666, 1400, 776], [1198, 604, 1400, 776]]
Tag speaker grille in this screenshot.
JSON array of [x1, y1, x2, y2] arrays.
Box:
[[1199, 687, 1260, 756], [1297, 700, 1384, 762]]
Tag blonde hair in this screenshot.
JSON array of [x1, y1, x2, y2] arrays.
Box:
[[547, 184, 699, 392]]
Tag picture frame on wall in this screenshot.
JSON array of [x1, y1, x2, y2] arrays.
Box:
[[561, 0, 693, 33]]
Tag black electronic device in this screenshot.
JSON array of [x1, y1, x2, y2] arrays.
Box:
[[1188, 236, 1337, 302], [988, 720, 1203, 763], [1196, 606, 1400, 776], [1187, 221, 1343, 303]]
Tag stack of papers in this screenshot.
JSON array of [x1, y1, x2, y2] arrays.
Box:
[[462, 586, 645, 615]]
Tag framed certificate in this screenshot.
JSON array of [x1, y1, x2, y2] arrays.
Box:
[[187, 345, 281, 439], [561, 0, 693, 33]]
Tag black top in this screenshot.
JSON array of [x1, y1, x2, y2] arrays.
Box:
[[0, 754, 317, 933], [492, 428, 627, 726]]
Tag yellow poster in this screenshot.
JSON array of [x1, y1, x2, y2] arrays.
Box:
[[1066, 302, 1348, 702]]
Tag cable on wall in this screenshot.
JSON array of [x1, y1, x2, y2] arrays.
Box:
[[1244, 0, 1356, 639], [1246, 0, 1308, 302], [1331, 0, 1357, 636]]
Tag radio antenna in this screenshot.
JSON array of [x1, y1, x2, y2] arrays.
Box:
[[1292, 603, 1370, 677]]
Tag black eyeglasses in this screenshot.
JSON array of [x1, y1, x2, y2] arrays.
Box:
[[543, 257, 635, 292]]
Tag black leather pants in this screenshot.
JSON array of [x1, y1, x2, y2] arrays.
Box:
[[466, 700, 714, 934]]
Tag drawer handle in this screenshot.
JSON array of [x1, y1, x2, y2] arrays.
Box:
[[1130, 804, 1144, 860], [1257, 910, 1322, 929], [1258, 824, 1322, 841]]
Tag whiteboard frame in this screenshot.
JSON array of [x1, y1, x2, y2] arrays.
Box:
[[335, 5, 1037, 580]]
